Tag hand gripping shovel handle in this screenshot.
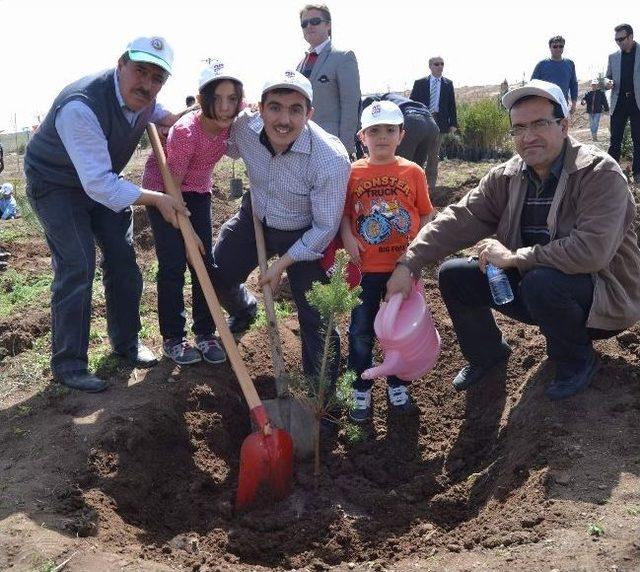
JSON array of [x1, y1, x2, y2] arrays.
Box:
[[250, 202, 287, 388], [146, 124, 270, 434]]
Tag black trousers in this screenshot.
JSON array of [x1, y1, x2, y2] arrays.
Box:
[[608, 94, 640, 176], [438, 258, 619, 367]]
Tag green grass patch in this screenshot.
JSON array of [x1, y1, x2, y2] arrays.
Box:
[[344, 422, 366, 444], [143, 260, 159, 282], [252, 300, 295, 329], [0, 269, 52, 317], [627, 506, 640, 516], [88, 350, 120, 378], [31, 557, 57, 572], [16, 404, 32, 417], [588, 523, 604, 537]]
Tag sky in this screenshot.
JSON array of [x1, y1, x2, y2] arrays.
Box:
[[0, 0, 637, 132]]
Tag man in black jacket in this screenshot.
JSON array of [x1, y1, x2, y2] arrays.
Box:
[[581, 80, 609, 141], [410, 56, 458, 190]]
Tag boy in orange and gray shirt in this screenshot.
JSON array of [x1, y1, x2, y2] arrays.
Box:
[[340, 100, 434, 423]]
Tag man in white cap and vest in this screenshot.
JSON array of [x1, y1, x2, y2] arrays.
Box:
[[386, 79, 640, 401], [25, 36, 188, 392], [212, 69, 350, 385]]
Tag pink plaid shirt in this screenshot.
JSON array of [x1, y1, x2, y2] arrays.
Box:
[[143, 111, 229, 193]]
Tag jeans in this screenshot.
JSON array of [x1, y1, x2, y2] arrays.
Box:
[[438, 258, 618, 367], [212, 192, 340, 381], [609, 95, 640, 176], [147, 192, 215, 340], [26, 183, 142, 377], [396, 112, 441, 191], [348, 272, 403, 391], [588, 113, 601, 136]]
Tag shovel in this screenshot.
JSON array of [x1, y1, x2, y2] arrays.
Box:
[[250, 205, 316, 459], [146, 124, 293, 510]]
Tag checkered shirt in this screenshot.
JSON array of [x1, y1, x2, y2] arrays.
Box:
[[228, 109, 350, 261]]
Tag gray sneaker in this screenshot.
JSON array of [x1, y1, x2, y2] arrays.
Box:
[[195, 334, 226, 364], [162, 338, 202, 365]]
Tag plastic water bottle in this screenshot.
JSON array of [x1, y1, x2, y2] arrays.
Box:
[[486, 263, 514, 305]]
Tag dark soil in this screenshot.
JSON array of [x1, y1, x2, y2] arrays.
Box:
[[1, 153, 639, 571]]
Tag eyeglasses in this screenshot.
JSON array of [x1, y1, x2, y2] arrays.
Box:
[[301, 17, 327, 28], [551, 44, 564, 49], [615, 35, 629, 43], [432, 62, 444, 66], [509, 118, 562, 137]]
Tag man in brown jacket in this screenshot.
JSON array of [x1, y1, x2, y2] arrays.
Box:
[[386, 80, 640, 400]]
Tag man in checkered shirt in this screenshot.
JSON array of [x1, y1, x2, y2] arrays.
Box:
[[213, 69, 351, 384]]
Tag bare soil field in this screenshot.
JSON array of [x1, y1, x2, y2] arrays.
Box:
[[1, 113, 639, 572]]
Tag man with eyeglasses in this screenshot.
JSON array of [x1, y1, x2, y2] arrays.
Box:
[[410, 57, 458, 193], [385, 79, 640, 401], [531, 35, 578, 115], [606, 23, 640, 182], [296, 3, 361, 156], [24, 37, 188, 393]]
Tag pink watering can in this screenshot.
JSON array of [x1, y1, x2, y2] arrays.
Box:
[[362, 281, 441, 381]]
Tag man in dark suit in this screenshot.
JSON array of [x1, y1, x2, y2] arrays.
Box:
[[410, 56, 458, 191], [297, 3, 361, 156], [606, 23, 640, 182]]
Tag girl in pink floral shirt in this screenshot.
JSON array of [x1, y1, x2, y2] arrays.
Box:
[[143, 61, 243, 365]]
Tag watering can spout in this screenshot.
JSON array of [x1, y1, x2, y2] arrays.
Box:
[[362, 350, 402, 380]]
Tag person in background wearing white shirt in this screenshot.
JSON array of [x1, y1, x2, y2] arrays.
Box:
[[24, 36, 187, 393]]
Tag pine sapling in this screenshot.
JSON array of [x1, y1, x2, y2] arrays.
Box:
[[290, 249, 361, 477]]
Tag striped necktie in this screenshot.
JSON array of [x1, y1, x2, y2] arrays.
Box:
[[300, 52, 318, 78], [429, 78, 439, 113]]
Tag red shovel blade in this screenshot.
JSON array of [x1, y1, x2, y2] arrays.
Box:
[[235, 424, 294, 510]]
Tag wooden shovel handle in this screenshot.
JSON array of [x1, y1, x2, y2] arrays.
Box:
[[250, 210, 287, 382], [146, 124, 264, 414]]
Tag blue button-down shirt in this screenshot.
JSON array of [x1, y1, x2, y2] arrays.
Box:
[[228, 109, 350, 261], [54, 71, 169, 212]]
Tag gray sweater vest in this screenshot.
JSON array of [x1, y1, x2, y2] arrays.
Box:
[[25, 69, 153, 191]]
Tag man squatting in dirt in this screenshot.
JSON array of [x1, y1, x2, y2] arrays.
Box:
[[211, 70, 351, 390], [24, 37, 188, 393], [386, 79, 640, 401]]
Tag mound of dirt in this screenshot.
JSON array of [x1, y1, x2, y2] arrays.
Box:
[[1, 156, 639, 571]]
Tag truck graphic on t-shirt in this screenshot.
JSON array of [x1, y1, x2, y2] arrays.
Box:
[[357, 199, 411, 245]]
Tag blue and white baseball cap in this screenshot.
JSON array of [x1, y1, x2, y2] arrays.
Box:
[[127, 36, 174, 75]]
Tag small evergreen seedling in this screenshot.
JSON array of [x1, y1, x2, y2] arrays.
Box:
[[290, 250, 361, 477]]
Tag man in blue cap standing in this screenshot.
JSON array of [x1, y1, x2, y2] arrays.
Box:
[[25, 36, 188, 392]]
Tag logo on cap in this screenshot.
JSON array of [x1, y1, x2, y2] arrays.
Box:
[[285, 70, 295, 78], [151, 38, 163, 51], [371, 103, 382, 116], [213, 62, 224, 75]]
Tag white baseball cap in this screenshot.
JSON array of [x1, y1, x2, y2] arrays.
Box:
[[261, 70, 313, 101], [360, 100, 404, 132], [126, 36, 174, 75], [501, 79, 569, 118], [198, 59, 242, 91], [1, 183, 13, 197]]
